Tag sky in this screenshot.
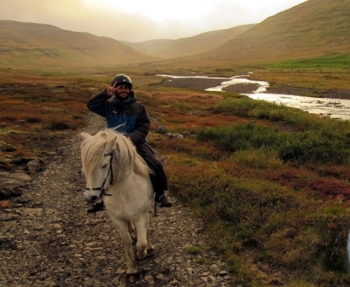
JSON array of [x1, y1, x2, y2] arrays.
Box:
[[0, 0, 308, 42]]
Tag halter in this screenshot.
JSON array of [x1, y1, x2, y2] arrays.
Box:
[[86, 151, 115, 201]]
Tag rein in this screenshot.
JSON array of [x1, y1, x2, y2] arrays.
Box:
[[86, 151, 115, 200]]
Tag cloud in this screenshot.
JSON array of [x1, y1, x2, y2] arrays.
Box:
[[0, 0, 168, 42], [200, 1, 255, 30]]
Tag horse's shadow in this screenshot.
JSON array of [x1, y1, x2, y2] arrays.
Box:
[[120, 236, 160, 284], [124, 250, 156, 284]]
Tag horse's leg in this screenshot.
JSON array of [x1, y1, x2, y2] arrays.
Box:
[[133, 215, 150, 260], [112, 218, 137, 274], [143, 212, 154, 252], [146, 226, 154, 252], [128, 221, 137, 245]]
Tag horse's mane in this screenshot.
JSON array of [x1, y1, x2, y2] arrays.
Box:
[[81, 129, 151, 186]]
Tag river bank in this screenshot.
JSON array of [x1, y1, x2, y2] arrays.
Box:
[[158, 77, 350, 99], [158, 77, 260, 93]]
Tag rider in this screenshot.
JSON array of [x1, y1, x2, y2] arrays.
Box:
[[86, 74, 173, 211]]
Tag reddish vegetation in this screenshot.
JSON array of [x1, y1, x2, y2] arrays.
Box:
[[0, 71, 90, 169], [0, 201, 10, 209], [2, 70, 350, 285]]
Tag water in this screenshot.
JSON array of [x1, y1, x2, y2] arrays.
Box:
[[245, 93, 350, 120], [157, 74, 350, 120]]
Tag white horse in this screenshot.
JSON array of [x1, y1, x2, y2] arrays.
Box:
[[80, 129, 154, 275]]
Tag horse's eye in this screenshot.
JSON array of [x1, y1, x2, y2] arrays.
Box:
[[102, 164, 108, 169]]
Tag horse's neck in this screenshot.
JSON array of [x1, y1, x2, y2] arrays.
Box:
[[109, 171, 152, 201]]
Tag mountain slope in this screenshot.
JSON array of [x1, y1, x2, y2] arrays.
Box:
[[122, 24, 256, 59], [2, 0, 349, 71], [0, 20, 156, 70], [172, 0, 350, 66]]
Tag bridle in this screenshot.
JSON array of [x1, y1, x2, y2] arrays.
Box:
[[85, 143, 159, 217], [86, 124, 127, 201], [86, 151, 115, 201]]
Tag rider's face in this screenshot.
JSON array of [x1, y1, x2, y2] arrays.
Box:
[[116, 84, 130, 98]]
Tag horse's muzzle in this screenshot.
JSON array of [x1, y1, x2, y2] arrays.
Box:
[[84, 189, 101, 204]]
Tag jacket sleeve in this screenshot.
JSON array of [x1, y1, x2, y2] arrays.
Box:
[[128, 104, 150, 144], [87, 89, 111, 117]]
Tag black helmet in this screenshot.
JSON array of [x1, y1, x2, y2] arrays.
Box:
[[111, 74, 132, 89]]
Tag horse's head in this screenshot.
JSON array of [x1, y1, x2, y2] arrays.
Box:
[[80, 131, 116, 204]]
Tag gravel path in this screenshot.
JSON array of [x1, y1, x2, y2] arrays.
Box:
[[1, 113, 233, 287]]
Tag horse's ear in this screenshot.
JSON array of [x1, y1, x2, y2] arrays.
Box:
[[105, 137, 116, 153], [80, 132, 91, 141]]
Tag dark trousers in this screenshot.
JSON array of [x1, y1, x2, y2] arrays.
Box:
[[136, 143, 168, 201]]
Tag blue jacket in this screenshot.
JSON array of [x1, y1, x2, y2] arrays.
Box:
[[87, 90, 150, 145]]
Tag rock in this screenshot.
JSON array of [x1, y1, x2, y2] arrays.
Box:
[[182, 131, 192, 137], [27, 160, 42, 173], [0, 189, 12, 199], [0, 141, 16, 151], [16, 120, 27, 126], [16, 196, 31, 204], [166, 133, 184, 139], [209, 264, 221, 275], [0, 171, 31, 199], [156, 125, 167, 134]]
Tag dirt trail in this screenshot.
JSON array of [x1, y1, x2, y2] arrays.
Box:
[[1, 113, 233, 287]]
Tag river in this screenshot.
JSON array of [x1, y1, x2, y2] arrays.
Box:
[[157, 74, 350, 120]]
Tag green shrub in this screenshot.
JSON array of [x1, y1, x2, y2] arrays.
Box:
[[279, 130, 350, 164], [229, 147, 283, 169], [194, 257, 209, 265], [186, 245, 202, 255], [197, 122, 350, 165], [214, 98, 318, 127]]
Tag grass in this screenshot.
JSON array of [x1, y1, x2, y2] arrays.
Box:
[[186, 245, 202, 255], [268, 54, 350, 70], [249, 67, 350, 92], [2, 65, 350, 286]]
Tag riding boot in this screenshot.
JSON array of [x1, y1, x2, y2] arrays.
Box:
[[87, 201, 105, 213], [158, 193, 173, 208]]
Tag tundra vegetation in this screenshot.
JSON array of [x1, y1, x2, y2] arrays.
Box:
[[2, 0, 350, 284], [1, 64, 350, 286]]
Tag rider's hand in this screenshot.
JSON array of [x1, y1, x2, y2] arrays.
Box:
[[107, 82, 118, 96]]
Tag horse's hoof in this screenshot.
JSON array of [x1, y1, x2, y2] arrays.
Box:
[[136, 250, 148, 261], [147, 249, 155, 258], [126, 273, 137, 283], [125, 269, 148, 282], [135, 249, 155, 261]]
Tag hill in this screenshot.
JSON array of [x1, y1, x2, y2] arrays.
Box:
[[0, 20, 157, 71], [168, 0, 350, 67], [121, 24, 256, 59], [1, 0, 349, 71]]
